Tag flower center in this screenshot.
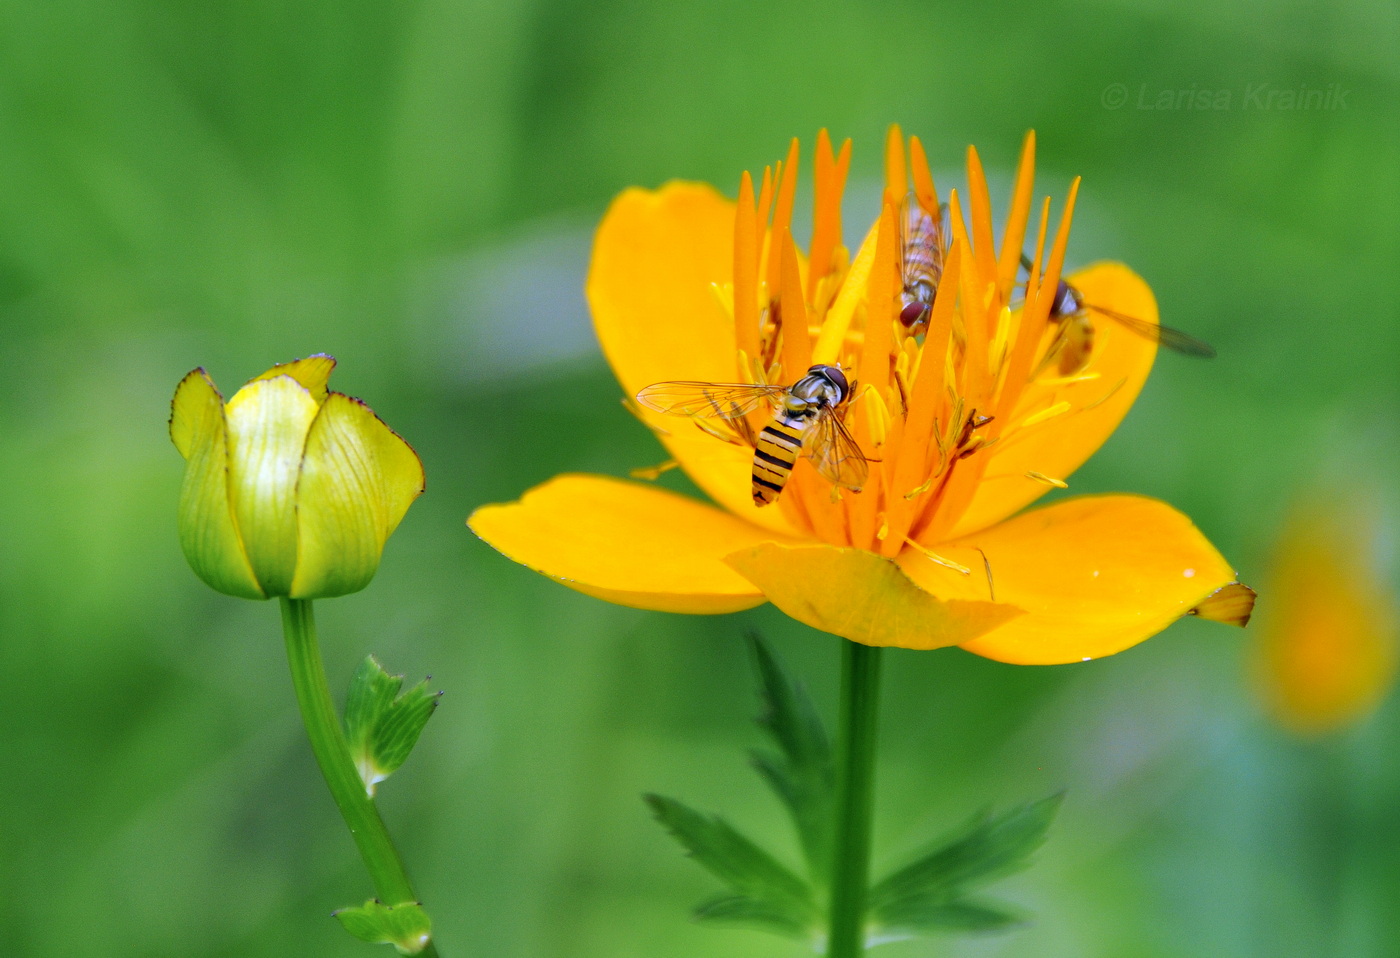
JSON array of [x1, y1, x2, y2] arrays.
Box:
[[722, 129, 1122, 557]]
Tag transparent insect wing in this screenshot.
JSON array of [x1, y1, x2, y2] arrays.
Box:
[[1080, 302, 1216, 358], [805, 411, 870, 491], [898, 194, 946, 285], [897, 194, 917, 280], [634, 381, 787, 419]]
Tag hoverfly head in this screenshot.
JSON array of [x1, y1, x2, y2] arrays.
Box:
[[899, 300, 931, 329], [807, 364, 850, 406]]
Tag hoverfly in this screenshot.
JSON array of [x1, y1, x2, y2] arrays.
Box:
[[898, 194, 950, 336], [636, 364, 869, 506], [1022, 254, 1215, 375]]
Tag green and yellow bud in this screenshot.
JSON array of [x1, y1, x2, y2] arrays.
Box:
[[169, 355, 424, 600]]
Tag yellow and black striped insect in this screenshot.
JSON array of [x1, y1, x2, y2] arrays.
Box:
[[636, 364, 869, 506]]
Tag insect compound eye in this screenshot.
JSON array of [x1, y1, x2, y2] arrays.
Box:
[[1053, 280, 1076, 317], [820, 364, 849, 397], [899, 301, 930, 328]]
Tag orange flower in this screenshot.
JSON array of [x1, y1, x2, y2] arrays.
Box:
[[1255, 500, 1398, 734], [469, 129, 1253, 664]]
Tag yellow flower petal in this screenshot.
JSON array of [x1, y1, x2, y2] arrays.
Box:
[[247, 354, 337, 404], [724, 542, 1019, 650], [903, 495, 1236, 664], [170, 369, 263, 599], [170, 367, 217, 461], [948, 263, 1158, 538], [469, 474, 790, 614], [290, 394, 426, 599], [225, 376, 320, 595], [587, 182, 797, 537]]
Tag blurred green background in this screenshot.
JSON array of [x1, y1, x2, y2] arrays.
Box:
[[2, 0, 1397, 955]]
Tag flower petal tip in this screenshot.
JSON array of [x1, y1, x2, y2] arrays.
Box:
[[1189, 581, 1257, 628], [248, 353, 338, 403], [169, 367, 223, 458]]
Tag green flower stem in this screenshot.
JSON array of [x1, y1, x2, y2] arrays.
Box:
[[280, 598, 441, 958], [826, 640, 883, 957]]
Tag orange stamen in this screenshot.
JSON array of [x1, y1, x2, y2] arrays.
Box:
[[993, 196, 1055, 428], [1015, 178, 1080, 395], [778, 230, 812, 376], [857, 200, 899, 398], [883, 124, 907, 207], [995, 131, 1036, 302], [733, 170, 761, 372], [908, 136, 940, 213], [765, 139, 801, 298], [848, 200, 900, 549], [808, 130, 851, 304], [965, 146, 1000, 288], [878, 240, 962, 557], [946, 190, 989, 402]]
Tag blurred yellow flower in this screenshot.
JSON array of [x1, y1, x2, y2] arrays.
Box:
[[1256, 502, 1398, 733], [170, 355, 424, 600], [470, 129, 1252, 663]]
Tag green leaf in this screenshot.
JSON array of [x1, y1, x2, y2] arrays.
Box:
[[644, 793, 820, 940], [746, 634, 834, 879], [333, 899, 432, 954], [694, 894, 818, 940], [875, 898, 1025, 936], [345, 656, 442, 795], [868, 793, 1062, 938]]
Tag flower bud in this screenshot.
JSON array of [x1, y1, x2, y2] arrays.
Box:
[[169, 355, 424, 600]]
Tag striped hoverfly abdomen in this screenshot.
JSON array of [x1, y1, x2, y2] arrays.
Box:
[[636, 364, 870, 506]]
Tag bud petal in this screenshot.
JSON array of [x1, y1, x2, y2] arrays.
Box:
[[247, 353, 337, 403], [170, 369, 263, 599], [225, 376, 320, 596], [290, 393, 425, 599]]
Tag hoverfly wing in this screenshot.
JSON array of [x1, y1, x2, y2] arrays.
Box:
[[1084, 303, 1216, 359], [898, 193, 948, 284], [805, 412, 870, 491], [634, 381, 786, 420]]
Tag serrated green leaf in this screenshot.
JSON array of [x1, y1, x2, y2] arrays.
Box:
[[869, 793, 1061, 938], [371, 681, 440, 777], [344, 656, 441, 795], [333, 899, 432, 955], [644, 793, 820, 938], [746, 634, 834, 879], [346, 656, 403, 745]]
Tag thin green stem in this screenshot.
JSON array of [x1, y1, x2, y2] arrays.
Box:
[[280, 598, 441, 958], [826, 640, 883, 958]]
